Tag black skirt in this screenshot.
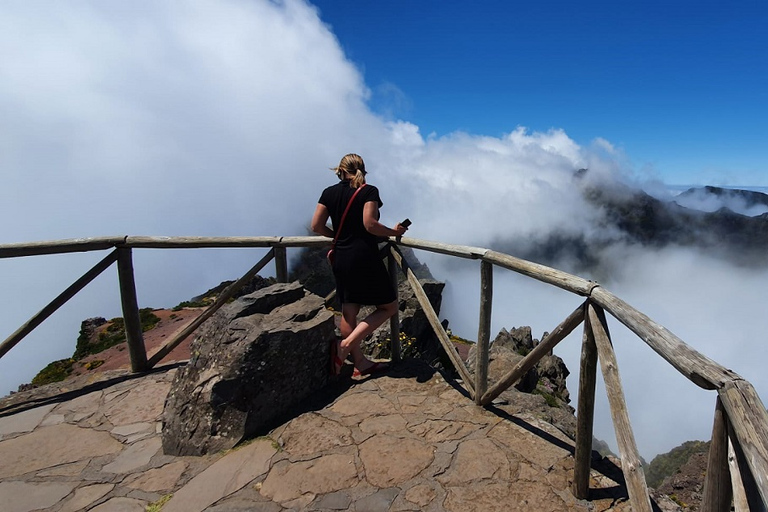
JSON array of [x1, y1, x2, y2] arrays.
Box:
[[332, 242, 396, 305]]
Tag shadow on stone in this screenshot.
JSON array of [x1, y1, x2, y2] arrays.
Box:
[[0, 362, 186, 418]]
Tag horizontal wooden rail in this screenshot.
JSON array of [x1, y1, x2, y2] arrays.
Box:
[[482, 250, 596, 296], [0, 237, 127, 258], [589, 286, 739, 390], [0, 236, 331, 257], [394, 236, 488, 260], [123, 236, 331, 249]]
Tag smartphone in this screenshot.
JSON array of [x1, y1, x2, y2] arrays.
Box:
[[400, 218, 412, 228]]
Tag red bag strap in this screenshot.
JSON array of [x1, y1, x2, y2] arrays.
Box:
[[332, 184, 366, 246]]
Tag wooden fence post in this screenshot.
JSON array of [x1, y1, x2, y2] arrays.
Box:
[[588, 303, 652, 512], [274, 246, 288, 283], [475, 260, 493, 404], [719, 379, 768, 509], [728, 434, 752, 512], [573, 302, 598, 499], [388, 248, 401, 362], [702, 396, 733, 512], [116, 247, 148, 373]]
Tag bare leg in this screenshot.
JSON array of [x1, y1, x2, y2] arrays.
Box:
[[339, 303, 367, 364], [339, 300, 398, 371]]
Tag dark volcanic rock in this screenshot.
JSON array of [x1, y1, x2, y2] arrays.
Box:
[[162, 282, 336, 456], [362, 278, 449, 370], [466, 326, 576, 438]]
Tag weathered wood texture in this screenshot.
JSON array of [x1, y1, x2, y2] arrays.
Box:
[[718, 380, 768, 508], [388, 250, 401, 362], [0, 237, 127, 258], [729, 436, 752, 512], [701, 397, 733, 512], [475, 260, 493, 404], [480, 303, 585, 406], [482, 250, 596, 296], [146, 249, 277, 368], [274, 247, 288, 283], [389, 245, 475, 398], [393, 237, 487, 260], [124, 236, 283, 248], [588, 304, 652, 512], [117, 248, 148, 373], [0, 250, 119, 360], [573, 308, 599, 499], [589, 287, 739, 390]]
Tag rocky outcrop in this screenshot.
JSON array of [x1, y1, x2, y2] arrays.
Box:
[[362, 277, 450, 370], [161, 282, 336, 456], [655, 451, 707, 510], [466, 325, 576, 439]]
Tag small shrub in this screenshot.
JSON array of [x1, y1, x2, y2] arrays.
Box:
[[146, 493, 172, 512], [83, 360, 104, 370], [31, 358, 75, 386], [75, 309, 161, 359], [173, 298, 213, 311], [533, 388, 559, 408], [139, 308, 161, 331]]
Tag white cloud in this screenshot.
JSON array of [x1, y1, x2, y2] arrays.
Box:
[[1, 0, 766, 463], [673, 187, 768, 217]]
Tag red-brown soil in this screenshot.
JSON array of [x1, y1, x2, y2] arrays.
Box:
[[72, 308, 204, 376]]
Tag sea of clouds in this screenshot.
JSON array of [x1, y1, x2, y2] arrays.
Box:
[[2, 0, 766, 460]]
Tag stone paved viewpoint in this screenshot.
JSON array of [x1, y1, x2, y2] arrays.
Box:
[[0, 359, 670, 512]]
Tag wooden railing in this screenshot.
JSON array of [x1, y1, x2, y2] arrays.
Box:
[[1, 235, 766, 511]]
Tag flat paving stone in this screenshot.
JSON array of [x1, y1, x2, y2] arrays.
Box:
[[59, 483, 115, 512], [102, 380, 170, 425], [163, 438, 277, 512], [0, 480, 77, 512], [260, 452, 359, 503], [123, 460, 187, 492], [89, 496, 147, 511], [0, 403, 56, 439], [359, 434, 435, 488], [102, 436, 162, 474], [0, 423, 122, 479]]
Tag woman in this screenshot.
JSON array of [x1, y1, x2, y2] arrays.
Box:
[[311, 153, 408, 376]]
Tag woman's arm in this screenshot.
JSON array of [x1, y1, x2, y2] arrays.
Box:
[[363, 201, 408, 237], [311, 203, 335, 238]]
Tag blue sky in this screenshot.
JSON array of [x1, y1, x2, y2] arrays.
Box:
[[312, 0, 768, 186]]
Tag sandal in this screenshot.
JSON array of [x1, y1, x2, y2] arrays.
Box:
[[353, 361, 390, 378]]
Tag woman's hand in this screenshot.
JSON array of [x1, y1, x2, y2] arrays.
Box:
[[393, 222, 408, 237]]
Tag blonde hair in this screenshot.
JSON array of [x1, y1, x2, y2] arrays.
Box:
[[331, 153, 367, 189]]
